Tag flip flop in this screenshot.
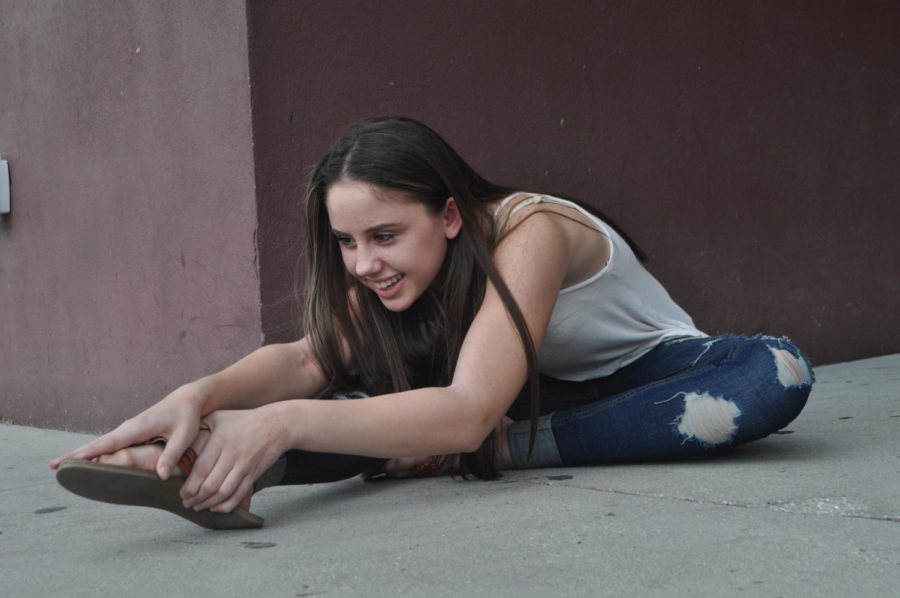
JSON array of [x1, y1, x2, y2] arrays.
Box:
[[56, 458, 264, 530]]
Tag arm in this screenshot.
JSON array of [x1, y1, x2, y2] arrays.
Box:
[[195, 338, 328, 413]]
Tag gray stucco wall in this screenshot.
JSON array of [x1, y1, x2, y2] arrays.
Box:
[[0, 1, 261, 430]]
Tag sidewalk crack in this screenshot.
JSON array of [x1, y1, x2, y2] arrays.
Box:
[[501, 476, 900, 524]]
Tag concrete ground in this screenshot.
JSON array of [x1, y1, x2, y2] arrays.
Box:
[[2, 354, 898, 597]]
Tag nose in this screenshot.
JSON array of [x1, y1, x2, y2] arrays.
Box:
[[354, 244, 381, 277]]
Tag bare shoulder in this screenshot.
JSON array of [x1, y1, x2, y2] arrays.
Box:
[[490, 195, 611, 288], [494, 203, 573, 248]]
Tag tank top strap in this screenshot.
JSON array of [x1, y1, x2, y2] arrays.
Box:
[[491, 193, 550, 235]]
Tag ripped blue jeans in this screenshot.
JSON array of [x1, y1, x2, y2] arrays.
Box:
[[505, 334, 814, 467]]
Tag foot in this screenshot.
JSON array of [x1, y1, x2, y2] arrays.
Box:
[[381, 453, 460, 479], [381, 416, 515, 478], [94, 431, 252, 512]]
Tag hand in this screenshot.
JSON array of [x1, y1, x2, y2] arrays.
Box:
[[179, 405, 289, 513], [49, 382, 207, 480]]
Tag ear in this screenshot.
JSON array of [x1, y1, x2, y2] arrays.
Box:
[[442, 197, 463, 239]]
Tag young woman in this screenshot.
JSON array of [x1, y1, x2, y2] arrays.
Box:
[[51, 117, 814, 529]]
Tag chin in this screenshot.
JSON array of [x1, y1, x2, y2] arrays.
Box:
[[380, 298, 414, 313], [377, 289, 423, 313]]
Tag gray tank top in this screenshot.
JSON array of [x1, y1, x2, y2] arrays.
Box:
[[493, 194, 706, 380]]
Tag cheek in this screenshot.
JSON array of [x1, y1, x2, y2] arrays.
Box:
[[339, 248, 354, 272], [421, 236, 448, 270]]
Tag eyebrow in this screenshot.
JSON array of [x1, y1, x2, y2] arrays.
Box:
[[331, 222, 404, 236]]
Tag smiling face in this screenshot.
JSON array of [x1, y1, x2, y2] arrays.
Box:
[[326, 179, 462, 312]]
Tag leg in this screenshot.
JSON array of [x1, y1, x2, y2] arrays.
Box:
[[507, 335, 814, 467]]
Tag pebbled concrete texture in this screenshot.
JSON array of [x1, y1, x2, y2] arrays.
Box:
[[2, 354, 898, 597]]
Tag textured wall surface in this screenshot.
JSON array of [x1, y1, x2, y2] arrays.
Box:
[[248, 0, 900, 365], [2, 1, 898, 432], [0, 1, 261, 430]]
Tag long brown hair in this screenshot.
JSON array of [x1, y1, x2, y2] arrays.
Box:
[[302, 117, 540, 479]]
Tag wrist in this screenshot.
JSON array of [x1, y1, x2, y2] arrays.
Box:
[[263, 400, 307, 453], [180, 378, 214, 414]]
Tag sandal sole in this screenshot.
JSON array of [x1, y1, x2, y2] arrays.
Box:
[[56, 458, 264, 530]]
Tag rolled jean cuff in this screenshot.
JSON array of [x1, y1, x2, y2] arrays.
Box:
[[508, 414, 563, 469], [253, 454, 287, 492]]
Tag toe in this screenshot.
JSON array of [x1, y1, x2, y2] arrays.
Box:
[[95, 444, 164, 471], [97, 450, 134, 467]]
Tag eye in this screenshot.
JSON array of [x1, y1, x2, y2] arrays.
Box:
[[373, 232, 396, 243], [334, 235, 355, 247]]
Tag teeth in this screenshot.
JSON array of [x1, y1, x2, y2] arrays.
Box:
[[373, 275, 402, 289]]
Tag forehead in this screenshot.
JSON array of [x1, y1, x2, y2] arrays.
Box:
[[325, 180, 428, 229]]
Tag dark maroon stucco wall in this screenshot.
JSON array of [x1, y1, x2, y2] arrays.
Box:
[[247, 0, 900, 365], [2, 1, 897, 431], [0, 2, 261, 430]]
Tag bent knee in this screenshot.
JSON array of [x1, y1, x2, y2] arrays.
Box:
[[770, 347, 813, 388], [741, 336, 815, 388], [674, 391, 742, 447], [746, 340, 815, 434]]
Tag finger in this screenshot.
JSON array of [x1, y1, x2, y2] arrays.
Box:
[[187, 456, 244, 511], [192, 466, 246, 512], [50, 423, 153, 468], [210, 477, 255, 514], [50, 445, 92, 469], [156, 423, 197, 480], [179, 449, 218, 504], [52, 436, 124, 465], [182, 436, 237, 508]]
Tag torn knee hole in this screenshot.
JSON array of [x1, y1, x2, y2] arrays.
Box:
[[675, 392, 741, 446], [771, 348, 812, 388]]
